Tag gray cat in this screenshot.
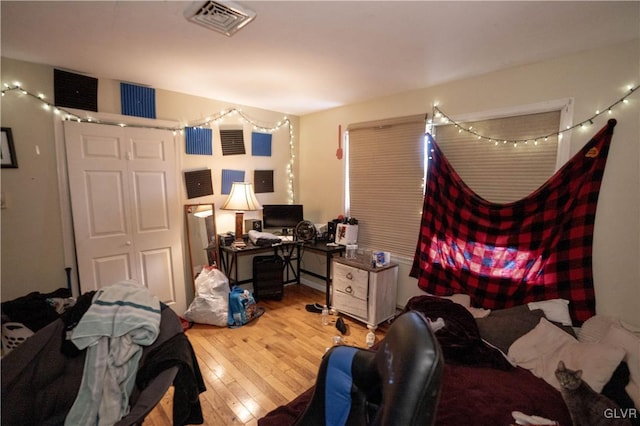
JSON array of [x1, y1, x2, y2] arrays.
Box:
[[555, 360, 632, 426]]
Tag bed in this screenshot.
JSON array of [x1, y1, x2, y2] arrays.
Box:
[[258, 295, 639, 426]]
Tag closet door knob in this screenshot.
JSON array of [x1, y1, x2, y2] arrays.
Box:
[[345, 286, 353, 294], [346, 272, 353, 280], [125, 241, 132, 246]]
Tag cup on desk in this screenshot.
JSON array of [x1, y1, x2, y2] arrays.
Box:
[[346, 244, 358, 259]]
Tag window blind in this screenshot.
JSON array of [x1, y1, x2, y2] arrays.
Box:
[[433, 110, 560, 203], [348, 115, 425, 259]]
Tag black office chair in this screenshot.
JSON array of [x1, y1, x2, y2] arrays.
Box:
[[293, 311, 444, 426]]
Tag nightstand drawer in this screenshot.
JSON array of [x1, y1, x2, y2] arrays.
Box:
[[333, 289, 368, 319], [333, 262, 368, 300]]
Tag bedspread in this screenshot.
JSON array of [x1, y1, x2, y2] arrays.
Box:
[[402, 295, 513, 370], [438, 364, 571, 425]]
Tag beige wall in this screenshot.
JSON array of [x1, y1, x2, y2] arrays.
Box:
[[0, 60, 66, 300], [299, 40, 640, 327], [1, 57, 299, 302], [2, 40, 638, 327]]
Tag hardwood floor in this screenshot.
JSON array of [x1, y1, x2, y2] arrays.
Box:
[[144, 284, 390, 425]]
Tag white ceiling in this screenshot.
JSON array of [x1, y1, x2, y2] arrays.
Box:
[[2, 1, 638, 116]]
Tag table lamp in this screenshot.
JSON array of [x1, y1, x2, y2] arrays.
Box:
[[222, 182, 261, 248]]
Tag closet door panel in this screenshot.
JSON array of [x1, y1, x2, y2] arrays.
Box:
[[132, 171, 170, 232], [85, 171, 128, 237], [93, 254, 134, 288]]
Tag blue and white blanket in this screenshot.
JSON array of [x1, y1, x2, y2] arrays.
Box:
[[65, 280, 161, 426]]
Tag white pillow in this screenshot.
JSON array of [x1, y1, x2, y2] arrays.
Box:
[[508, 318, 625, 393], [600, 325, 640, 409], [578, 315, 620, 343], [527, 299, 572, 326]]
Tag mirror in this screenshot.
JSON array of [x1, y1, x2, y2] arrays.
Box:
[[185, 204, 217, 291]]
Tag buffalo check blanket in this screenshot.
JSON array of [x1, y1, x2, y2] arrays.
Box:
[[410, 119, 617, 325]]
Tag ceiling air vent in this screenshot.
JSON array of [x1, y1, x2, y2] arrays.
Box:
[[184, 1, 256, 36]]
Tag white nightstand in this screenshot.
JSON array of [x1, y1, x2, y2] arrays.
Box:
[[331, 257, 398, 345]]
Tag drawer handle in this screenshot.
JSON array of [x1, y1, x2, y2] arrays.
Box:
[[346, 272, 353, 280], [345, 285, 353, 294]]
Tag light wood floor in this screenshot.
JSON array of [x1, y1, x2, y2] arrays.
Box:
[[143, 284, 390, 426]]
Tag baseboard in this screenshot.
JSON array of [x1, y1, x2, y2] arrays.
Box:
[[299, 276, 325, 293]]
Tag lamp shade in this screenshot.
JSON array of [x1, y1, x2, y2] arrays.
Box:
[[222, 182, 261, 212]]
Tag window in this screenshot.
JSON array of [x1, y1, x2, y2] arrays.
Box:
[[347, 115, 426, 259], [346, 100, 571, 260], [433, 110, 561, 203]]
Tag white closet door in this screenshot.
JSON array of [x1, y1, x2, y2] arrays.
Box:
[[64, 121, 186, 313]]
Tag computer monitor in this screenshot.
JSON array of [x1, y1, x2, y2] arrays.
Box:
[[262, 204, 304, 234]]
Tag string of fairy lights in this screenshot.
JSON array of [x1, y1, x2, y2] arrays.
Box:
[[430, 84, 638, 147], [1, 82, 296, 203], [3, 80, 638, 200]]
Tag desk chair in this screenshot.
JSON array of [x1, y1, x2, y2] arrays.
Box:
[[294, 311, 444, 426]]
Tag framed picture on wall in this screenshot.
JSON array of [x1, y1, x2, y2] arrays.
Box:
[[1, 127, 18, 168]]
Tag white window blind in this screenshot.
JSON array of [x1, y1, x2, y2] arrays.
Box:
[[433, 110, 561, 203], [348, 115, 426, 259]]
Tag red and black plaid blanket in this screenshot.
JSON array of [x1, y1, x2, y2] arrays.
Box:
[[410, 119, 616, 325]]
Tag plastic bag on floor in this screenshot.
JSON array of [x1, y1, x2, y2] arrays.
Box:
[[228, 286, 265, 327], [183, 267, 229, 326]]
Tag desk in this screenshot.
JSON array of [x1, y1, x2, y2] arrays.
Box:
[[218, 239, 344, 305], [219, 241, 301, 287], [299, 241, 345, 306]]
